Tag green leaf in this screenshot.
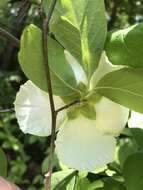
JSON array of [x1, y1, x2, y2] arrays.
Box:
[[51, 170, 77, 190], [131, 128, 143, 151], [42, 0, 50, 16], [41, 155, 60, 174], [105, 23, 143, 68], [53, 0, 107, 78], [80, 104, 96, 120], [19, 24, 80, 98], [95, 68, 143, 113], [95, 178, 126, 190], [80, 0, 107, 77], [0, 0, 7, 7], [88, 180, 104, 190], [115, 138, 138, 168], [123, 153, 143, 190], [51, 17, 83, 66], [0, 148, 7, 177], [74, 177, 90, 190]]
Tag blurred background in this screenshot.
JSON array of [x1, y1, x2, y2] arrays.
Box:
[[0, 0, 143, 189]]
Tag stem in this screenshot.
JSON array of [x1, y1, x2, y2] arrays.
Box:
[[55, 100, 80, 114], [42, 1, 82, 189], [0, 108, 15, 113], [42, 0, 58, 190], [0, 27, 20, 48]]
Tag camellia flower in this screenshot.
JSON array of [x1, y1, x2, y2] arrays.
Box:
[[14, 52, 129, 171]]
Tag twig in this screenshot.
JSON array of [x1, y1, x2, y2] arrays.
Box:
[[42, 0, 58, 190], [41, 1, 81, 189], [0, 108, 15, 113], [0, 27, 20, 48], [55, 100, 80, 114]]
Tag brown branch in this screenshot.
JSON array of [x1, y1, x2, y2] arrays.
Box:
[[0, 27, 20, 48], [41, 0, 58, 190], [55, 100, 80, 114], [42, 1, 82, 189]]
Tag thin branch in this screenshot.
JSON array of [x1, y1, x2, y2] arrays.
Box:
[[41, 0, 58, 190], [55, 100, 80, 114], [0, 27, 20, 48], [0, 108, 15, 113]]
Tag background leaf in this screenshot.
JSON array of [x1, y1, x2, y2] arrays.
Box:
[[115, 138, 138, 168], [131, 128, 143, 151], [0, 148, 7, 177], [96, 178, 126, 190], [123, 153, 143, 190], [51, 170, 77, 190], [105, 23, 143, 68]]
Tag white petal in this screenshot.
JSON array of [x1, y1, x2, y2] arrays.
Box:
[[128, 111, 143, 129], [95, 97, 129, 135], [14, 80, 65, 136], [64, 50, 88, 85], [55, 116, 116, 171], [90, 52, 124, 89]]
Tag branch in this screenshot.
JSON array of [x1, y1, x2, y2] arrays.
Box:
[[0, 108, 15, 113], [41, 1, 58, 190], [0, 27, 20, 48], [42, 1, 82, 189], [55, 100, 80, 114]]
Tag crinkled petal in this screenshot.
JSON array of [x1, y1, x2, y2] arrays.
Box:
[[128, 111, 143, 129], [90, 52, 124, 89], [64, 50, 88, 85], [95, 97, 129, 135], [55, 116, 116, 171], [14, 80, 65, 136]]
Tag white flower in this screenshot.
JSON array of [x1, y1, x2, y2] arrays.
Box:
[[128, 111, 143, 129], [14, 52, 129, 171], [55, 116, 116, 171], [14, 80, 66, 137], [64, 50, 88, 85], [90, 52, 124, 89]]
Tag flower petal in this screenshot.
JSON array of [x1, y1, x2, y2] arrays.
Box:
[[64, 50, 88, 85], [55, 116, 116, 171], [90, 52, 124, 89], [14, 80, 65, 136], [95, 97, 129, 135], [128, 111, 143, 129]]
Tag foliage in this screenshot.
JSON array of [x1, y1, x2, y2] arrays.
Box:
[[1, 0, 143, 190]]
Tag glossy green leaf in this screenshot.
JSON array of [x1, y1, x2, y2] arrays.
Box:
[[19, 24, 80, 98], [105, 23, 143, 68], [0, 148, 7, 177], [95, 68, 143, 113], [80, 0, 107, 77], [51, 17, 83, 66], [53, 0, 107, 78], [123, 153, 143, 190], [51, 170, 77, 190]]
